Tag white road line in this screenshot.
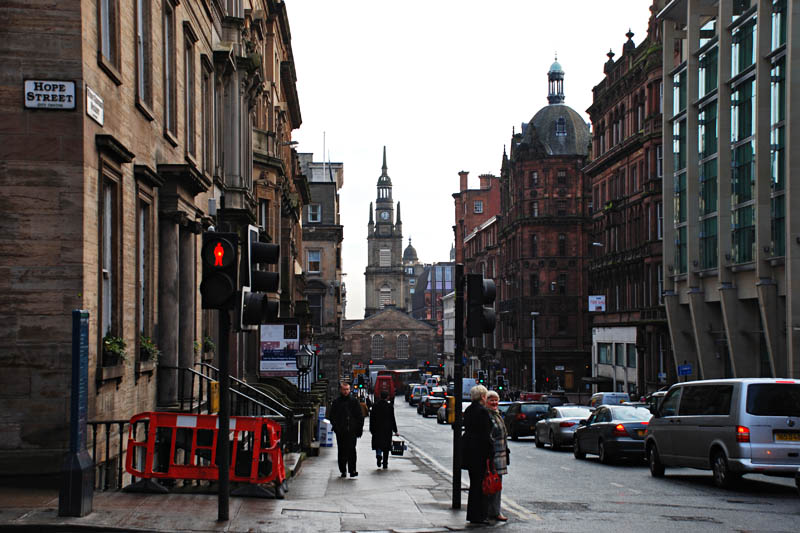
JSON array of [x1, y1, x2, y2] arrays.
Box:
[[559, 466, 573, 471], [404, 436, 542, 522], [610, 482, 624, 488]]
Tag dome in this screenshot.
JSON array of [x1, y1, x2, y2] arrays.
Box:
[[403, 239, 418, 263], [522, 104, 591, 157], [549, 60, 563, 74]]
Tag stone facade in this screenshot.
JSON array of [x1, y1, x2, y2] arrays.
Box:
[[0, 0, 305, 480], [584, 2, 673, 396], [342, 308, 436, 373]]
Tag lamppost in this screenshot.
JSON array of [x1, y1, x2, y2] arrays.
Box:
[[296, 345, 314, 393], [531, 312, 539, 391]]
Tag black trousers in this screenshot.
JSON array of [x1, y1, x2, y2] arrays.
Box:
[[466, 466, 488, 523], [375, 447, 391, 466], [335, 432, 357, 474]]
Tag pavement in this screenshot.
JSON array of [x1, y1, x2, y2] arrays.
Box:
[[0, 433, 487, 533]]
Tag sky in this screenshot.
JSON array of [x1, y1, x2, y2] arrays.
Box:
[[287, 0, 653, 319]]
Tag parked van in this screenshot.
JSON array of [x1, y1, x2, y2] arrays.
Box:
[[373, 375, 395, 402], [589, 392, 630, 408], [645, 378, 800, 489]]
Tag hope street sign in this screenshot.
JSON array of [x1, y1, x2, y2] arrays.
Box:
[[678, 363, 693, 376], [24, 80, 76, 110]]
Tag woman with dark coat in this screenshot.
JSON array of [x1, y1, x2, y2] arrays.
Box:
[[369, 391, 398, 469], [461, 384, 493, 525]]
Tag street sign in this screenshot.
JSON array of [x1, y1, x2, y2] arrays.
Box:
[[678, 364, 692, 376], [657, 372, 667, 383], [554, 365, 565, 371]]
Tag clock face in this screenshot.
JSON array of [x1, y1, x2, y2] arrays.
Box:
[[380, 211, 390, 221]]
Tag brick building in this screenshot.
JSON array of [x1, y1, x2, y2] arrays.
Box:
[[0, 0, 306, 481], [497, 62, 593, 393], [584, 1, 674, 396], [453, 171, 501, 264]]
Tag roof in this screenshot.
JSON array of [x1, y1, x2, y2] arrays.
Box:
[[521, 104, 591, 157]]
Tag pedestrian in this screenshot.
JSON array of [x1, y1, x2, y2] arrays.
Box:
[[329, 381, 364, 478], [461, 384, 493, 525], [369, 390, 398, 469], [486, 390, 509, 522]]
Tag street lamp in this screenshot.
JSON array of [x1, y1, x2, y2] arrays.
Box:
[[296, 345, 314, 392], [531, 312, 539, 392]]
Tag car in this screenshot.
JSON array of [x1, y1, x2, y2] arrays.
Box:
[[645, 390, 667, 414], [437, 403, 449, 424], [497, 401, 513, 419], [645, 378, 800, 489], [408, 384, 429, 406], [588, 392, 631, 408], [504, 402, 550, 440], [573, 405, 651, 463], [418, 395, 445, 417], [430, 386, 447, 398], [405, 383, 421, 402], [424, 376, 442, 389], [534, 406, 593, 449]]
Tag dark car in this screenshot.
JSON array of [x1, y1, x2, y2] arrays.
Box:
[[405, 383, 421, 402], [504, 402, 550, 440], [408, 385, 429, 406], [573, 405, 652, 464], [418, 395, 445, 417]]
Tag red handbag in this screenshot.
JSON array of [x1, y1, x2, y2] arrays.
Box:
[[481, 459, 502, 495]]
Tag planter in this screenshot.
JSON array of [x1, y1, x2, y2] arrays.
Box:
[[102, 351, 123, 367]]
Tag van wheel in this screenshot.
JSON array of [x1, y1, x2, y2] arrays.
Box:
[[648, 444, 665, 478], [599, 440, 613, 464], [711, 450, 740, 489], [573, 438, 585, 460]]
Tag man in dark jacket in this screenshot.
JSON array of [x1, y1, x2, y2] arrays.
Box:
[[370, 390, 398, 469], [329, 381, 364, 477]]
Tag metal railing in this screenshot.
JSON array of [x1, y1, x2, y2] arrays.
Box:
[[87, 417, 148, 491]]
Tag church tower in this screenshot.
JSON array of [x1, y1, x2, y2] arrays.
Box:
[[365, 147, 405, 317]]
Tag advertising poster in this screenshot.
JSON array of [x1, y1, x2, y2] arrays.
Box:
[[259, 323, 300, 383], [588, 295, 606, 312]]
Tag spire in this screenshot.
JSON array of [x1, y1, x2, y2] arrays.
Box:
[[381, 145, 387, 176], [396, 202, 402, 224]]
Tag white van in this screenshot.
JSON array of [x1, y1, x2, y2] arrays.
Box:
[[646, 378, 800, 488], [589, 392, 630, 408]]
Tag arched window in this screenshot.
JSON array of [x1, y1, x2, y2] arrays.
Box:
[[397, 334, 409, 359], [371, 334, 384, 359], [555, 117, 567, 136], [379, 284, 392, 308]]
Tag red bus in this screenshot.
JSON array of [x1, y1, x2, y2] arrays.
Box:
[[377, 369, 421, 398]]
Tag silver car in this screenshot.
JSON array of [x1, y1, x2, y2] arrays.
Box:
[[534, 406, 593, 449], [646, 378, 800, 489]]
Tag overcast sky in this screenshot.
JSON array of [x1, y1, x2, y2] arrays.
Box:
[[287, 0, 652, 319]]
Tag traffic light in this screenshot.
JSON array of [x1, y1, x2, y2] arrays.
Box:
[[478, 370, 486, 384], [240, 225, 280, 330], [466, 274, 496, 337], [356, 375, 365, 389], [201, 232, 239, 309], [497, 376, 505, 391], [369, 359, 374, 365]]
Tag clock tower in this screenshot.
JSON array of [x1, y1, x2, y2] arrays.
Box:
[[365, 147, 405, 318]]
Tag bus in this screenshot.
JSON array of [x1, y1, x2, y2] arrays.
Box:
[[376, 369, 421, 398]]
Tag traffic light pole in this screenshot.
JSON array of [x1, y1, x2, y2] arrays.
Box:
[[452, 263, 464, 509], [217, 309, 230, 521]]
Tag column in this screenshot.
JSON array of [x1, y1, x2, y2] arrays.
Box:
[[158, 218, 180, 406], [179, 226, 196, 397]]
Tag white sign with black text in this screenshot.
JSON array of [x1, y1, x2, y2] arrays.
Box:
[[85, 85, 104, 126], [24, 80, 76, 110]]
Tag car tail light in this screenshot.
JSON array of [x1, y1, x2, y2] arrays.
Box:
[[640, 421, 649, 425], [612, 424, 628, 437], [516, 413, 527, 421], [776, 380, 796, 384], [736, 425, 750, 443], [559, 421, 575, 428]]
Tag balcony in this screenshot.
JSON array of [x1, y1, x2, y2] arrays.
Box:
[[253, 128, 286, 175]]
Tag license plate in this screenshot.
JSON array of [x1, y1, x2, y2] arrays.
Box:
[[636, 429, 646, 437], [774, 431, 800, 442]]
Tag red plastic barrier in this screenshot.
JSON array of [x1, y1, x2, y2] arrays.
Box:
[[125, 412, 285, 486]]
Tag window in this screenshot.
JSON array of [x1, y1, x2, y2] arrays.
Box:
[[258, 200, 269, 231], [99, 161, 122, 358], [558, 272, 566, 294], [656, 202, 663, 239], [558, 315, 567, 333], [615, 344, 625, 366], [371, 335, 384, 359], [598, 343, 612, 364], [558, 233, 566, 256], [98, 0, 121, 80], [397, 334, 409, 359], [555, 117, 567, 136], [557, 200, 567, 217], [308, 204, 321, 223], [626, 344, 637, 368], [201, 60, 214, 174], [630, 165, 637, 193], [531, 171, 539, 186], [532, 201, 539, 217], [656, 145, 663, 177], [557, 170, 566, 186], [531, 234, 538, 257], [379, 285, 392, 308], [474, 200, 483, 214], [680, 385, 734, 416], [307, 250, 321, 273], [308, 294, 322, 327], [379, 248, 391, 267], [163, 1, 177, 139], [135, 0, 152, 107], [531, 275, 539, 295], [136, 190, 154, 348], [184, 25, 197, 157]]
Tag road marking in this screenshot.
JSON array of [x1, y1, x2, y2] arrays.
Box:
[[404, 436, 542, 522], [559, 466, 572, 471], [610, 482, 624, 488]]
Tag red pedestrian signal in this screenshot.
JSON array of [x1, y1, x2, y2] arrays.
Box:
[[201, 232, 238, 309]]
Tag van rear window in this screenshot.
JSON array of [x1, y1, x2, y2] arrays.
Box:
[[746, 384, 800, 416]]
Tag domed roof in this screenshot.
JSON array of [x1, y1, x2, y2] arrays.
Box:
[[403, 239, 418, 263], [549, 60, 563, 73], [522, 104, 591, 157]]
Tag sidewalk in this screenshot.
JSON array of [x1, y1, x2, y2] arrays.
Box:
[[0, 433, 473, 532]]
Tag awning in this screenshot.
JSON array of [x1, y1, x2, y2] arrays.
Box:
[[581, 376, 613, 384]]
